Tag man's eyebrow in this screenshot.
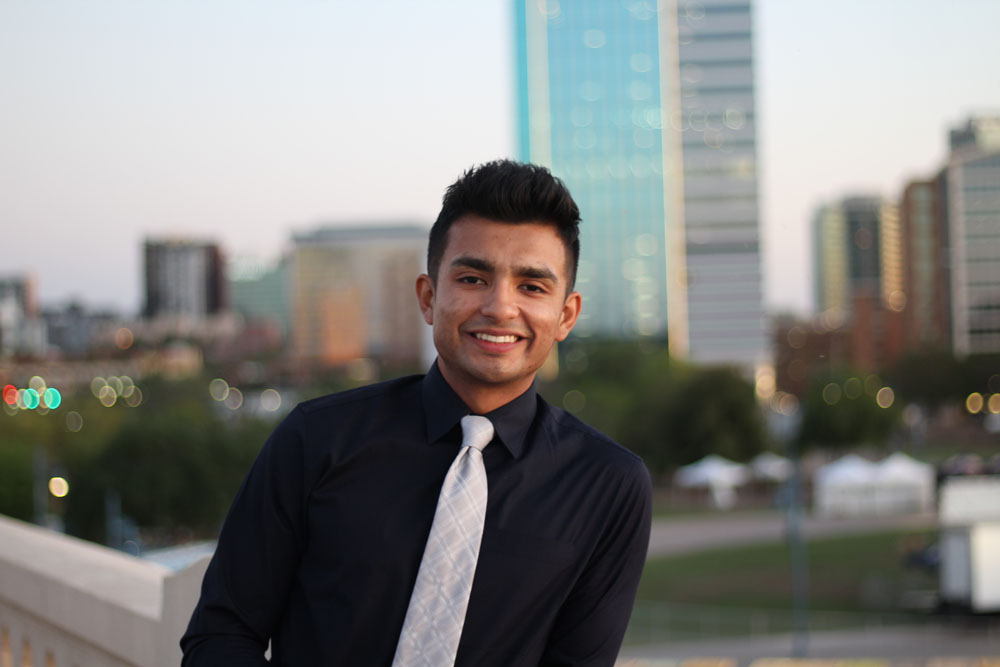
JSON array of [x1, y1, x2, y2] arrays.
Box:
[[515, 265, 559, 283], [451, 256, 494, 272], [450, 256, 560, 284]]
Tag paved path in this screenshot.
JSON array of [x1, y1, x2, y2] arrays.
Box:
[[647, 511, 938, 557]]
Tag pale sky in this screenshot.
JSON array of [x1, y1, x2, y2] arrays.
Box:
[[2, 1, 998, 316]]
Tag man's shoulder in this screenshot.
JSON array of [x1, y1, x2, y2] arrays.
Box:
[[538, 398, 647, 477], [296, 373, 424, 416]]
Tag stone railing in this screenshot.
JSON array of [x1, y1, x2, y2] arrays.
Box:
[[0, 515, 209, 667]]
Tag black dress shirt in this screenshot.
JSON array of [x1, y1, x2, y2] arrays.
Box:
[[181, 363, 652, 666]]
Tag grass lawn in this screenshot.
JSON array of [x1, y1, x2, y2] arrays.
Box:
[[637, 528, 938, 613]]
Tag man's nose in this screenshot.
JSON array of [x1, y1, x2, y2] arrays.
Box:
[[480, 282, 519, 320]]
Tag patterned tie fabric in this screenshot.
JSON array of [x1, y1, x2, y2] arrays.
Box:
[[392, 415, 494, 667]]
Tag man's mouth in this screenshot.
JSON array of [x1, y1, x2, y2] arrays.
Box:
[[473, 332, 520, 344]]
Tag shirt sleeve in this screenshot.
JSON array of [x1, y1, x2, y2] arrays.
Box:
[[180, 408, 310, 666], [538, 459, 653, 667]]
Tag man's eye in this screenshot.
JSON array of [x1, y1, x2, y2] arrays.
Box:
[[522, 284, 545, 293], [459, 276, 484, 285]]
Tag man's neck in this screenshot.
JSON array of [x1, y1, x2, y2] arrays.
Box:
[[436, 367, 534, 415]]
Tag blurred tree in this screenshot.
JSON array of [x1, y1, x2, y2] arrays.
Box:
[[796, 369, 900, 450], [541, 340, 768, 480], [883, 348, 965, 408], [62, 376, 271, 543], [0, 436, 33, 521]]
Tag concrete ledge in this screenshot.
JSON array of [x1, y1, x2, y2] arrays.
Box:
[[0, 514, 210, 667]]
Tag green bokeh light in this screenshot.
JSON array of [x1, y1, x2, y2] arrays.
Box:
[[43, 387, 62, 409], [24, 388, 40, 410]]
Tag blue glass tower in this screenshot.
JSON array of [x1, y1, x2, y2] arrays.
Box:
[[515, 0, 766, 368]]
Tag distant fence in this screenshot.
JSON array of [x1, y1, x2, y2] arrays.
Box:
[[624, 600, 943, 646]]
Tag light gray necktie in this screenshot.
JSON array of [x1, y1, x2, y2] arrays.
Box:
[[392, 415, 494, 667]]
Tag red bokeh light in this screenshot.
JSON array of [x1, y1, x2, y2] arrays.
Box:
[[2, 384, 17, 405]]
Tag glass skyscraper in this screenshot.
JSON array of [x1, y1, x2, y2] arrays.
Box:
[[515, 0, 766, 367]]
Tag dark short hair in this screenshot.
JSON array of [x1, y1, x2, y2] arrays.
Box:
[[427, 160, 581, 291]]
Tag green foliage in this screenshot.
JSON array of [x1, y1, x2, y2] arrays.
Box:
[[2, 375, 275, 544], [541, 339, 768, 479], [882, 348, 966, 408], [796, 369, 900, 450], [0, 436, 33, 521], [883, 348, 1000, 407]]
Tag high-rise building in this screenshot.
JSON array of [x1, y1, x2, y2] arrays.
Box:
[[229, 256, 291, 339], [812, 196, 904, 370], [143, 239, 226, 320], [0, 276, 46, 358], [899, 175, 950, 350], [514, 0, 766, 367], [813, 197, 903, 318], [289, 225, 430, 369], [946, 115, 1000, 356]]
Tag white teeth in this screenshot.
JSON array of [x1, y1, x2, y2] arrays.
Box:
[[475, 333, 518, 344]]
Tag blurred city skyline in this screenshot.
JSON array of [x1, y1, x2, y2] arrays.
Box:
[[2, 0, 998, 315]]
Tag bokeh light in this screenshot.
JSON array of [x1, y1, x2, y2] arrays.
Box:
[[48, 477, 69, 498], [562, 389, 586, 413], [209, 378, 230, 401], [2, 384, 16, 405], [260, 388, 282, 412], [120, 376, 136, 397], [822, 383, 842, 405], [125, 387, 143, 407], [29, 375, 46, 393], [966, 392, 984, 414], [876, 387, 895, 409], [785, 326, 806, 350], [777, 393, 799, 416], [23, 388, 40, 410], [225, 387, 243, 410], [989, 394, 1000, 415], [115, 327, 134, 350], [66, 411, 83, 432], [91, 376, 107, 397], [109, 376, 124, 396], [43, 387, 62, 409], [844, 378, 862, 399], [98, 385, 118, 407], [755, 367, 775, 400]]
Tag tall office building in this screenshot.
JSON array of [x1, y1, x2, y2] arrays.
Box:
[[946, 115, 1000, 356], [813, 197, 903, 319], [229, 256, 291, 339], [289, 225, 430, 368], [143, 239, 226, 320], [515, 0, 766, 367], [899, 176, 950, 350], [0, 276, 46, 357], [812, 196, 903, 370]]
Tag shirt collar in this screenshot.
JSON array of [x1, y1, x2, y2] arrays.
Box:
[[421, 361, 537, 459]]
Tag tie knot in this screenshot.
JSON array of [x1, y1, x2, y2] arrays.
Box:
[[460, 415, 494, 452]]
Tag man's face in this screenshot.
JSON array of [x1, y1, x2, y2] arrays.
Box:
[[416, 215, 581, 411]]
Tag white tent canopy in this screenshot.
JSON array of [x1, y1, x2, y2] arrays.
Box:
[[750, 451, 792, 483], [674, 455, 749, 509], [814, 452, 935, 516]]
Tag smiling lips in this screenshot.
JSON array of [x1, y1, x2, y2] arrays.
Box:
[[473, 332, 522, 344]]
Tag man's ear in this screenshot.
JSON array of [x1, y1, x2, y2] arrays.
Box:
[[416, 274, 435, 325], [555, 290, 582, 342]]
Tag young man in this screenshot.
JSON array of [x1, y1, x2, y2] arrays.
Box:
[[181, 161, 652, 666]]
